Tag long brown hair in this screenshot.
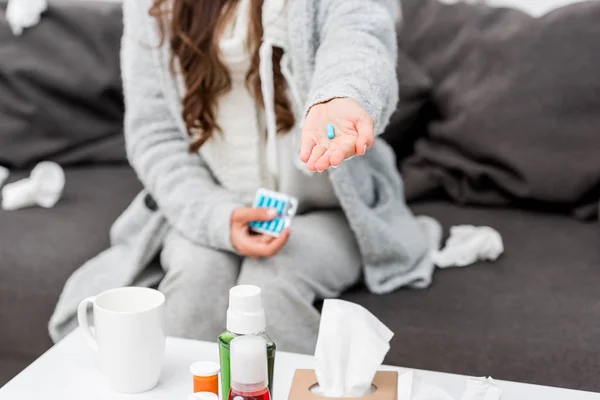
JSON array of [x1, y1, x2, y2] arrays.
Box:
[[150, 0, 295, 152]]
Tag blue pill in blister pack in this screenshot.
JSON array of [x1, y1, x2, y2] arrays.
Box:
[[249, 189, 298, 237]]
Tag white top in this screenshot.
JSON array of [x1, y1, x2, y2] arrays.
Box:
[[199, 0, 337, 209], [198, 0, 268, 205], [1, 330, 598, 400]]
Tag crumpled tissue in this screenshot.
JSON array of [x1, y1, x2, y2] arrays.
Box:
[[313, 299, 394, 398], [1, 161, 65, 211], [398, 371, 502, 400], [460, 377, 502, 400], [0, 166, 9, 188], [6, 0, 48, 36], [433, 225, 503, 268]]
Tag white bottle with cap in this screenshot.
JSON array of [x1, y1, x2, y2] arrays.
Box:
[[218, 285, 275, 398], [228, 336, 271, 400]]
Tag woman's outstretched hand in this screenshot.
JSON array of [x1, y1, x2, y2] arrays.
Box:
[[230, 207, 290, 258], [300, 98, 374, 172]]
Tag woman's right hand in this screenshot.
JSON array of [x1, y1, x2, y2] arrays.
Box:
[[230, 207, 291, 258]]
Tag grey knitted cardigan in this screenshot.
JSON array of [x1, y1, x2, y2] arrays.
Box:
[[49, 0, 432, 342]]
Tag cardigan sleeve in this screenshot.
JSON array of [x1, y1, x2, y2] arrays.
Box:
[[307, 0, 399, 135], [121, 0, 242, 252]]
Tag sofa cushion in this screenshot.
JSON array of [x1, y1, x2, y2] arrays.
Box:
[[0, 1, 125, 169], [342, 201, 600, 391], [398, 0, 600, 220], [0, 166, 141, 360], [0, 356, 30, 388]]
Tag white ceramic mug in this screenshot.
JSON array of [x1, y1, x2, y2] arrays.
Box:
[[78, 287, 166, 394]]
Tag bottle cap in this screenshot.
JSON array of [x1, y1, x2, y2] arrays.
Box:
[[189, 393, 219, 400], [190, 361, 220, 377], [226, 285, 266, 334], [230, 336, 269, 393]]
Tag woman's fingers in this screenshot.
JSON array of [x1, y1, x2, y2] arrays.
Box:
[[231, 227, 255, 257], [309, 135, 360, 171], [355, 136, 368, 156], [233, 207, 278, 224], [238, 229, 290, 258], [355, 114, 375, 155], [300, 135, 317, 163], [301, 99, 374, 167], [329, 148, 346, 167], [262, 228, 291, 257], [306, 145, 327, 172], [235, 235, 265, 258], [314, 150, 333, 172], [257, 234, 275, 244], [247, 233, 274, 244]]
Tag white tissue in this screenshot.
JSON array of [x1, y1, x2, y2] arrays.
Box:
[[398, 371, 453, 400], [460, 377, 502, 400], [433, 225, 503, 268], [6, 0, 48, 36], [313, 299, 393, 398], [398, 371, 502, 400], [0, 166, 9, 188], [1, 161, 65, 211]]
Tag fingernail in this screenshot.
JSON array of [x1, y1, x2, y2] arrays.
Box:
[[268, 209, 278, 217], [332, 165, 338, 169], [363, 144, 368, 155]]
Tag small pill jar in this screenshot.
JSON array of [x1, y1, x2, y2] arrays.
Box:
[[190, 361, 220, 395]]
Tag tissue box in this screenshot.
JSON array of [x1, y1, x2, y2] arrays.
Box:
[[288, 370, 398, 400]]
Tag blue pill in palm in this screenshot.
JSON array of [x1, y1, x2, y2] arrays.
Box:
[[327, 123, 335, 139]]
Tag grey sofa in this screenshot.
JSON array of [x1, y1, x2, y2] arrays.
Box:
[[1, 0, 599, 393]]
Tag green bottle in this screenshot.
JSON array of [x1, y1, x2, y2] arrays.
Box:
[[218, 286, 276, 397]]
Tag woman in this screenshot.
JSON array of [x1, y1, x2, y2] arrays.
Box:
[[49, 0, 432, 353]]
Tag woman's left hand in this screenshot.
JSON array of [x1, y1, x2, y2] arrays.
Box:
[[300, 98, 374, 172]]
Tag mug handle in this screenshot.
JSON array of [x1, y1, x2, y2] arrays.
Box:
[[77, 296, 99, 352]]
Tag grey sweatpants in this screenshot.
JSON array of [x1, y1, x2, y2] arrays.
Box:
[[158, 210, 361, 354]]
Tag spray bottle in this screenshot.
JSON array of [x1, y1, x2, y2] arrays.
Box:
[[229, 336, 272, 400], [218, 285, 275, 397]]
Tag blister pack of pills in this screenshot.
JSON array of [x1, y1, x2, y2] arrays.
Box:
[[249, 189, 298, 237]]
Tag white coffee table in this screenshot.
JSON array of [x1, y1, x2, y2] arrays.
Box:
[[1, 329, 598, 400]]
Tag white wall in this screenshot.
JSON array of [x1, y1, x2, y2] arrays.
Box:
[[440, 0, 597, 16], [89, 0, 596, 15], [484, 0, 594, 16]]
